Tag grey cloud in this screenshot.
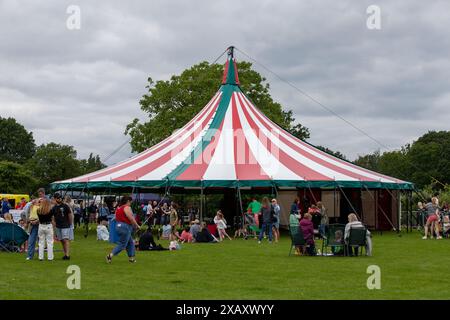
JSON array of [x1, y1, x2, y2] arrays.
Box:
[[0, 0, 449, 165]]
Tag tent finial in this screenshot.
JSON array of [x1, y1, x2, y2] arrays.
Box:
[[227, 46, 235, 59], [222, 46, 240, 86]]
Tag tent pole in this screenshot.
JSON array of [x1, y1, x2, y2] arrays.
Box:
[[84, 183, 89, 238], [200, 180, 204, 222], [383, 186, 400, 233], [359, 183, 365, 225], [362, 185, 397, 232], [237, 181, 244, 232], [408, 190, 413, 233], [333, 184, 336, 223], [336, 182, 361, 222]]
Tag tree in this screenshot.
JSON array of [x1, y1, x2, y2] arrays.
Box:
[[353, 150, 381, 172], [79, 153, 106, 175], [407, 131, 450, 189], [126, 61, 309, 152], [353, 131, 450, 189], [315, 145, 347, 160], [27, 143, 83, 188], [0, 117, 36, 163], [0, 161, 37, 193]]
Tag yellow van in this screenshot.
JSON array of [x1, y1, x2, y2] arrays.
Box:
[[0, 194, 30, 208]]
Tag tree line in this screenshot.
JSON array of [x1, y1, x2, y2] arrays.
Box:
[[0, 116, 105, 194]]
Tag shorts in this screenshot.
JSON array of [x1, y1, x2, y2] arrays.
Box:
[[56, 227, 74, 241], [426, 215, 438, 224]]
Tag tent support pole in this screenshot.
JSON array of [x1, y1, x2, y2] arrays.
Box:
[[383, 186, 400, 233], [362, 185, 397, 231], [333, 185, 337, 223], [336, 183, 361, 222], [200, 181, 204, 222], [237, 181, 244, 231], [84, 183, 89, 238]]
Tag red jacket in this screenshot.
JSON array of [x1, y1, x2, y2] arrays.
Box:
[[300, 219, 314, 244]]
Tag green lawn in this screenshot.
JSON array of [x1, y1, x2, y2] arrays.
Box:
[[0, 228, 449, 299]]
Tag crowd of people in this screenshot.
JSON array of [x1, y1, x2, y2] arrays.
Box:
[[0, 189, 392, 262], [287, 197, 372, 256], [417, 196, 450, 239], [0, 188, 74, 261]]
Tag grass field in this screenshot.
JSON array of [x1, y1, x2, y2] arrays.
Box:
[[0, 227, 449, 300]]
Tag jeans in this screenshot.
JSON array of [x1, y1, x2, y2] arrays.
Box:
[[38, 224, 54, 260], [27, 223, 39, 259], [258, 222, 273, 241], [319, 224, 326, 237], [112, 222, 135, 257]]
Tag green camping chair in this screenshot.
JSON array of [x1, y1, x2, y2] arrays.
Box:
[[321, 224, 345, 256], [289, 224, 307, 256], [0, 222, 29, 253], [345, 226, 367, 257]]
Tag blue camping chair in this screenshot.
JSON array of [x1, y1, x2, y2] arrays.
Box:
[[0, 223, 29, 253]]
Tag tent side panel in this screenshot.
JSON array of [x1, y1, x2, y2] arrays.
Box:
[[361, 190, 376, 228], [277, 191, 299, 228]]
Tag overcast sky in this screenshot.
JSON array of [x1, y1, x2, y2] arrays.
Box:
[[1, 0, 449, 164]]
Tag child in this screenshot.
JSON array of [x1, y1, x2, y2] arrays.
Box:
[[443, 215, 450, 237], [96, 220, 110, 241], [180, 227, 193, 243], [215, 211, 232, 241], [332, 230, 344, 255]]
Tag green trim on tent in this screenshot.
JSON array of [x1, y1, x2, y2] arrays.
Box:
[[51, 179, 413, 191], [166, 84, 238, 180]]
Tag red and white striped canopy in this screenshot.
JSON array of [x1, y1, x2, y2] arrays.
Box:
[[53, 50, 412, 190]]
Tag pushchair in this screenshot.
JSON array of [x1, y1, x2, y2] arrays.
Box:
[[0, 223, 29, 253], [233, 215, 249, 239], [244, 213, 260, 238]]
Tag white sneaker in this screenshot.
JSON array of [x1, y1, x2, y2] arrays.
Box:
[[437, 236, 442, 240], [422, 236, 427, 240]]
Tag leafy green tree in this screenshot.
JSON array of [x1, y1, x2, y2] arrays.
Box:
[[354, 150, 381, 172], [0, 161, 37, 193], [27, 143, 82, 188], [407, 131, 450, 189], [126, 61, 309, 152], [354, 131, 450, 189], [79, 153, 106, 175], [377, 147, 411, 182], [316, 145, 347, 160], [0, 117, 36, 163]]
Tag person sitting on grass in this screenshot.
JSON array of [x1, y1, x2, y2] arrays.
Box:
[[97, 219, 110, 241], [180, 226, 193, 243], [300, 213, 316, 256], [195, 222, 219, 243], [137, 227, 168, 251], [344, 213, 372, 256], [189, 219, 201, 240]]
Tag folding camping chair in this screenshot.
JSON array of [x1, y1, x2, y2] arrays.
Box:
[[344, 226, 367, 257], [321, 224, 346, 256], [288, 224, 307, 256], [0, 222, 29, 253]]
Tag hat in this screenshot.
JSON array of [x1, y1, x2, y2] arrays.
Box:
[[194, 219, 200, 224], [53, 192, 62, 199]]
